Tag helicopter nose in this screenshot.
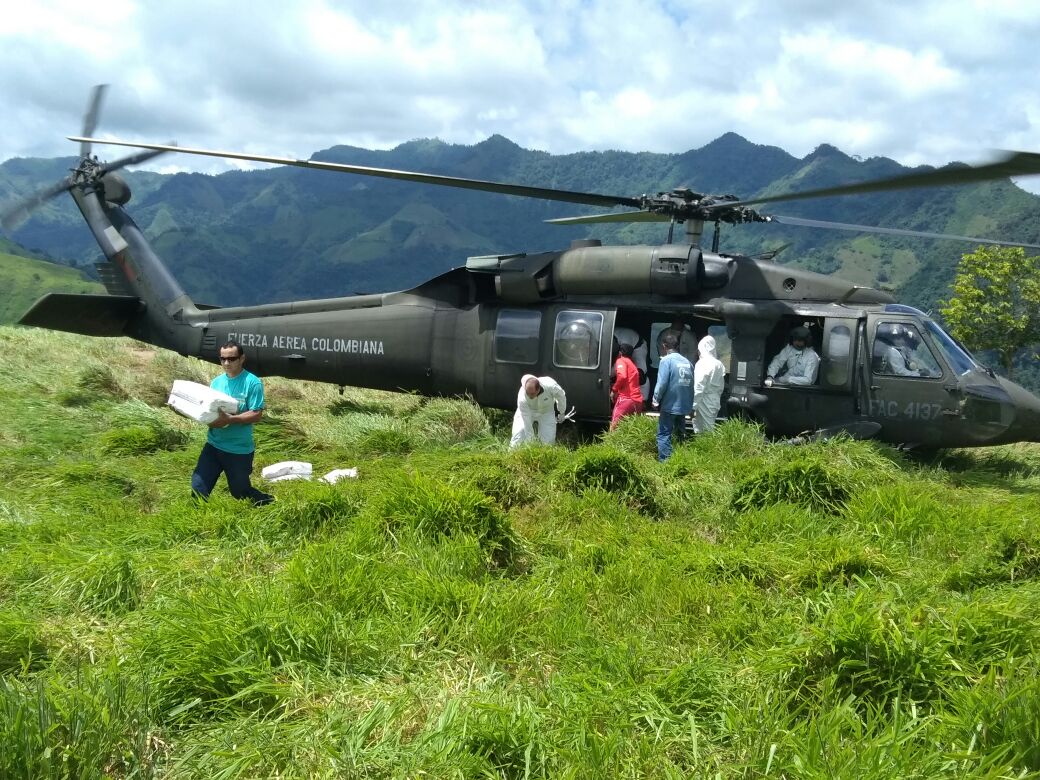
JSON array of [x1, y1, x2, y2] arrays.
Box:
[[1000, 380, 1040, 443]]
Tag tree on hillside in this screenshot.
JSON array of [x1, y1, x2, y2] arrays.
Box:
[[939, 245, 1040, 378]]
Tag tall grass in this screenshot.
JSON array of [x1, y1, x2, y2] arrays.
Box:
[[2, 326, 1040, 777], [376, 472, 519, 569], [0, 663, 157, 779], [0, 610, 49, 674]]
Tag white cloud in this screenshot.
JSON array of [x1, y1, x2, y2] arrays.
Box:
[[0, 0, 1037, 196]]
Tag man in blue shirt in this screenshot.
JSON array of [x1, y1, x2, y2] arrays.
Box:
[[190, 340, 274, 506], [651, 333, 694, 461]]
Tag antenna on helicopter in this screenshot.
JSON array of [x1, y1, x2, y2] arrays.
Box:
[[749, 244, 791, 262]]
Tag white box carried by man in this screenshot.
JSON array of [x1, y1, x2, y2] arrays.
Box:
[[167, 380, 239, 424]]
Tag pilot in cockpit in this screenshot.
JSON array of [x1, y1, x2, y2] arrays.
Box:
[[874, 324, 940, 378]]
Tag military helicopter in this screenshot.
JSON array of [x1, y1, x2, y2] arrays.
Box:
[[5, 86, 1040, 448]]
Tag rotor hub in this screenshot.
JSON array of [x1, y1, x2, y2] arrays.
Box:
[[639, 189, 768, 225], [73, 155, 104, 184]]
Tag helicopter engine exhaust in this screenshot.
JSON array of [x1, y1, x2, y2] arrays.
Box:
[[550, 244, 734, 298], [488, 244, 736, 301], [100, 173, 132, 205]]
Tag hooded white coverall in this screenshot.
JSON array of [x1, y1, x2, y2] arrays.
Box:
[[693, 336, 726, 433], [510, 374, 568, 448]]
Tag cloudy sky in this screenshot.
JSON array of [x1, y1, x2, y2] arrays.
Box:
[[2, 0, 1038, 188]]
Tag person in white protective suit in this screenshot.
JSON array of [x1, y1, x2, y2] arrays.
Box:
[[509, 374, 568, 448], [765, 325, 820, 386], [613, 326, 649, 399], [693, 335, 726, 433]]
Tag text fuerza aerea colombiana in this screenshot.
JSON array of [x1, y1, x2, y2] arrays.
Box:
[[225, 332, 385, 355]]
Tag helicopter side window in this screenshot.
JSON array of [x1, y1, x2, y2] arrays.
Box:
[[707, 325, 731, 374], [872, 322, 942, 378], [494, 309, 542, 365], [821, 323, 852, 387], [554, 311, 603, 370]]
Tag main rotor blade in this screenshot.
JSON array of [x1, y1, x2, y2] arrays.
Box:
[[69, 137, 644, 210], [723, 151, 1040, 209], [80, 85, 109, 158], [546, 211, 671, 225], [769, 214, 1040, 249], [97, 146, 169, 176], [0, 178, 74, 233]]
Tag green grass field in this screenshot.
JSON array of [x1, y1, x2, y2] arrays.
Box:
[[0, 252, 103, 324], [1, 325, 1039, 778]]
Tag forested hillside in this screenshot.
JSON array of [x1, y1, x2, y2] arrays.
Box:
[[0, 250, 102, 324], [3, 135, 1038, 312]]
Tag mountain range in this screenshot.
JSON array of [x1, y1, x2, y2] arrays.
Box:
[[1, 132, 1038, 314]]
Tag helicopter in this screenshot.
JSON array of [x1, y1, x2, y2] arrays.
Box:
[[5, 86, 1040, 449]]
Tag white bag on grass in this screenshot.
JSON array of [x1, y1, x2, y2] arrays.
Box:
[[262, 461, 313, 480], [321, 468, 359, 484]]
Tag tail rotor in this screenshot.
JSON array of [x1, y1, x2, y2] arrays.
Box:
[[0, 85, 168, 233]]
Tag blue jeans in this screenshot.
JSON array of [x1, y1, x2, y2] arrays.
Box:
[[191, 443, 274, 506], [656, 413, 687, 461]]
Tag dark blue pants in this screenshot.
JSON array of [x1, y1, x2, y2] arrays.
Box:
[[191, 443, 274, 506], [656, 413, 687, 461]]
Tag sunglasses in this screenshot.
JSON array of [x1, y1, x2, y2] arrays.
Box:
[[219, 354, 242, 362]]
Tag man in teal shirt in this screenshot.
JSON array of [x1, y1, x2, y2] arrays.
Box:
[[190, 341, 274, 506]]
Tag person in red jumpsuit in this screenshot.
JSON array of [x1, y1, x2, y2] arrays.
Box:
[[610, 342, 644, 430]]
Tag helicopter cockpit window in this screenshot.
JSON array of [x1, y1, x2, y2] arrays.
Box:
[[872, 322, 942, 378], [554, 311, 603, 369], [494, 309, 542, 365], [923, 319, 977, 376]]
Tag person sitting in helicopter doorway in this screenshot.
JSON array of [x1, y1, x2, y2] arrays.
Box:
[[509, 374, 568, 448], [190, 341, 275, 506], [656, 317, 698, 365], [651, 333, 694, 460], [610, 342, 644, 430], [693, 335, 726, 432], [874, 323, 936, 377], [765, 325, 821, 386]]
